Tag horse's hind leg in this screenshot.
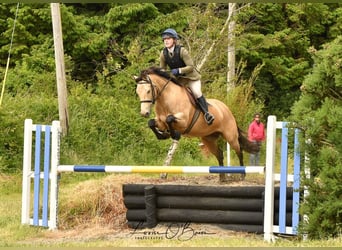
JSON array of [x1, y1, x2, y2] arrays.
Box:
[[201, 137, 226, 183], [236, 149, 245, 180], [227, 138, 246, 181], [222, 131, 246, 180]]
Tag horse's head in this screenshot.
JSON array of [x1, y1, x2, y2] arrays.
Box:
[[134, 73, 154, 118], [134, 67, 175, 118]]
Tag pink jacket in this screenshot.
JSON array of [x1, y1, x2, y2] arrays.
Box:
[[248, 121, 265, 142]]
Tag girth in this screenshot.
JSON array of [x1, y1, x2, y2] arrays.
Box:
[[182, 87, 201, 134]]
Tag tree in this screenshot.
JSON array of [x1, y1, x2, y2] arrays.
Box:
[[291, 36, 342, 238], [0, 3, 52, 65], [234, 3, 341, 118]]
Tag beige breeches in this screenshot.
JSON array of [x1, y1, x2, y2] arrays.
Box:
[[187, 79, 202, 98]]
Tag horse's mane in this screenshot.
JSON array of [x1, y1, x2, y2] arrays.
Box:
[[138, 66, 180, 85]]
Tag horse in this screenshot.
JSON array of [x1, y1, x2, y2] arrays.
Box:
[[134, 66, 259, 182]]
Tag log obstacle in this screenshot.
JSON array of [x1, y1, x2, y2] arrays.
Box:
[[122, 184, 295, 234], [21, 115, 303, 242]]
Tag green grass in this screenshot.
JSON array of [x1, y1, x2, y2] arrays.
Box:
[[1, 173, 341, 247]]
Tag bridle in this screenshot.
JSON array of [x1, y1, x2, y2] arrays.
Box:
[[137, 74, 171, 104]]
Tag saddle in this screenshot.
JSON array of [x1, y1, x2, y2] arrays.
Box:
[[171, 79, 198, 107], [184, 87, 197, 107]]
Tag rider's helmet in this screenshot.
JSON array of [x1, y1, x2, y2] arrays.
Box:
[[161, 28, 179, 40]]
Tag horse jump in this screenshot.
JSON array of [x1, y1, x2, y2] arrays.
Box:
[[21, 116, 302, 242]]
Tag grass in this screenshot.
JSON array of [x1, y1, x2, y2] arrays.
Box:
[[1, 173, 342, 247]]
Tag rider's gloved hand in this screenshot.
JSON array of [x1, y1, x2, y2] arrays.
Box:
[[171, 68, 180, 76]]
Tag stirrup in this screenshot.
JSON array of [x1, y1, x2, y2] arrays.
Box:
[[204, 112, 214, 125]]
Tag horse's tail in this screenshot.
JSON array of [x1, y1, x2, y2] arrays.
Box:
[[238, 128, 260, 154]]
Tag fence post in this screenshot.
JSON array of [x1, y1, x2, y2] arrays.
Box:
[[21, 119, 33, 225], [263, 115, 277, 242], [49, 120, 61, 230]]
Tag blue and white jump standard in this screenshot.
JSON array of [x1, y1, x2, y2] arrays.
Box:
[[21, 116, 303, 242]]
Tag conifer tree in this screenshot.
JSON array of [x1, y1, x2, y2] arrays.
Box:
[[291, 36, 342, 238]]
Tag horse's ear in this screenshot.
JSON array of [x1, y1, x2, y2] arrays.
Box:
[[133, 76, 138, 81]]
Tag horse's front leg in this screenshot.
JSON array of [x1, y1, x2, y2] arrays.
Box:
[[160, 115, 181, 179], [148, 119, 170, 140], [165, 115, 181, 140]]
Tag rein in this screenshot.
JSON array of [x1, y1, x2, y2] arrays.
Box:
[[137, 74, 171, 104]]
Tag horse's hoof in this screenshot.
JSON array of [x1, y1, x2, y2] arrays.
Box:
[[160, 173, 168, 179]]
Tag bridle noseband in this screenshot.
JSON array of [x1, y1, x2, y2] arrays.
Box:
[[137, 74, 171, 104]]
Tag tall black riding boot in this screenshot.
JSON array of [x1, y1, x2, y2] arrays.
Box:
[[197, 96, 215, 125]]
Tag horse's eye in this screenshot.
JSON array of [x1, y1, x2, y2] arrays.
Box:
[[147, 90, 151, 94]]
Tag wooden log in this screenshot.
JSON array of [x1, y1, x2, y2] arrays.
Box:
[[124, 195, 263, 211], [144, 185, 157, 228], [123, 184, 266, 198], [126, 209, 294, 226], [158, 208, 264, 225], [123, 184, 293, 199], [123, 195, 292, 211], [123, 195, 145, 209], [157, 196, 263, 211]]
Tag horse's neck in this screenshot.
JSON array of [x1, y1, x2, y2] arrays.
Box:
[[153, 77, 190, 111]]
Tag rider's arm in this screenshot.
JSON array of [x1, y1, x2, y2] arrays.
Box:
[[178, 47, 196, 74], [159, 50, 167, 70]]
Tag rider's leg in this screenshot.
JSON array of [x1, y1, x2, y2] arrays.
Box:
[[188, 80, 215, 125], [197, 96, 215, 125]]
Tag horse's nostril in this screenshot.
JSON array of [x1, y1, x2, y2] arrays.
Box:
[[141, 112, 150, 118]]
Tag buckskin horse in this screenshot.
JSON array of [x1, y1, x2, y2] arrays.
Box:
[[134, 66, 259, 182]]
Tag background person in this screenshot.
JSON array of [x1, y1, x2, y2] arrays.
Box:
[[248, 113, 265, 166]]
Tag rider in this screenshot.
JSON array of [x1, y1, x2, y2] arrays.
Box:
[[159, 28, 215, 125]]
